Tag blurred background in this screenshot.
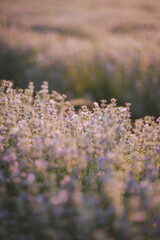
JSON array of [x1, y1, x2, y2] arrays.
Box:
[[0, 0, 160, 118]]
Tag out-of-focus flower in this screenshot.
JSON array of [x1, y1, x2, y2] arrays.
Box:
[[27, 173, 36, 183], [50, 190, 69, 205]]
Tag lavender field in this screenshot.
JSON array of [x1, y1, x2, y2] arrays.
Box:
[[0, 1, 160, 239], [0, 80, 160, 240], [0, 0, 160, 118]]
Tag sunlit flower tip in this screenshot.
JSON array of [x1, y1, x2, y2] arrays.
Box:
[[27, 173, 36, 183], [93, 102, 99, 108], [21, 172, 26, 178], [0, 136, 4, 143], [119, 108, 127, 113], [97, 171, 105, 176], [129, 212, 146, 223], [106, 152, 115, 160], [49, 99, 55, 104], [152, 196, 160, 206], [35, 159, 48, 170], [156, 117, 160, 123], [60, 175, 70, 186], [152, 223, 158, 228], [11, 127, 19, 135], [50, 190, 69, 205]]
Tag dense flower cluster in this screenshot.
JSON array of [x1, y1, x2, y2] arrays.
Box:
[[0, 81, 160, 240]]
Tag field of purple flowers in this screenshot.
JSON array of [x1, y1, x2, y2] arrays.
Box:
[[0, 80, 160, 240], [0, 0, 160, 118]]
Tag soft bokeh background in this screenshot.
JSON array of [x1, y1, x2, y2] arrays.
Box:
[[0, 0, 160, 118]]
